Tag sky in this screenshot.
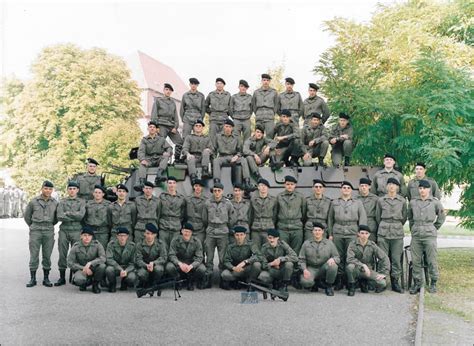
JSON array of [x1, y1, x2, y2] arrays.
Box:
[[1, 0, 396, 94]]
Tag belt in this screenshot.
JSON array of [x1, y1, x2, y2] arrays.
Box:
[[336, 221, 358, 226]]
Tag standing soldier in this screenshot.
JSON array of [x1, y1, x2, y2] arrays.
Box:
[[408, 180, 446, 294], [371, 154, 407, 197], [67, 226, 106, 294], [328, 113, 353, 167], [55, 180, 86, 286], [278, 77, 304, 126], [180, 78, 206, 138], [301, 113, 329, 168], [134, 121, 172, 190], [134, 181, 160, 245], [243, 125, 272, 181], [108, 184, 137, 236], [304, 179, 332, 240], [76, 158, 102, 201], [375, 178, 407, 293], [185, 179, 208, 245], [276, 175, 306, 254], [24, 180, 58, 288], [229, 184, 250, 242], [252, 73, 279, 139], [158, 176, 186, 248], [356, 178, 379, 242], [407, 162, 441, 201], [84, 185, 111, 253], [230, 79, 253, 142], [249, 178, 277, 249], [328, 181, 367, 290], [4, 186, 12, 218], [205, 77, 232, 139], [272, 110, 302, 168], [12, 187, 20, 218], [303, 83, 330, 125], [182, 119, 213, 183]]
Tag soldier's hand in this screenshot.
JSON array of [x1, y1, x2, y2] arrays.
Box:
[[163, 152, 171, 158], [330, 138, 337, 145], [233, 266, 243, 273], [254, 155, 261, 165], [263, 147, 270, 155], [363, 265, 371, 276], [120, 270, 127, 278], [178, 262, 188, 273], [327, 258, 336, 266], [236, 261, 246, 270], [309, 140, 315, 147], [85, 268, 93, 276], [231, 155, 239, 163], [303, 269, 310, 279], [303, 153, 311, 161], [340, 134, 348, 140], [376, 274, 385, 281], [171, 128, 177, 134], [187, 154, 195, 160], [275, 136, 283, 142], [328, 235, 334, 241], [270, 258, 281, 267], [141, 160, 149, 166], [147, 263, 154, 272]]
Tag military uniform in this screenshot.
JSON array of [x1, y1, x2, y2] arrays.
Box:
[[243, 135, 272, 178], [407, 177, 441, 201], [158, 192, 186, 248], [258, 240, 298, 285], [136, 238, 168, 285], [230, 92, 253, 142], [4, 188, 12, 218], [272, 120, 302, 166], [137, 134, 172, 181], [0, 188, 5, 217], [205, 90, 232, 138], [356, 193, 379, 241], [185, 193, 208, 245], [221, 240, 261, 283], [134, 195, 160, 245], [252, 87, 279, 138], [276, 190, 306, 253], [105, 238, 137, 288], [67, 240, 106, 286], [108, 200, 137, 235], [76, 173, 102, 201], [371, 168, 407, 197], [84, 199, 111, 250], [212, 132, 250, 181], [165, 236, 206, 281], [182, 133, 212, 178], [301, 124, 329, 166], [180, 90, 206, 138], [304, 195, 332, 240], [303, 96, 330, 124], [328, 123, 353, 166], [151, 96, 183, 145], [230, 198, 250, 240], [299, 238, 340, 288], [249, 194, 277, 248], [279, 91, 304, 125]]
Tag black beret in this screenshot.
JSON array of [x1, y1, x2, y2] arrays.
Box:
[[233, 226, 247, 233], [339, 112, 350, 120], [358, 225, 371, 232], [359, 177, 371, 185], [280, 109, 291, 117], [285, 77, 295, 84], [239, 79, 249, 88], [216, 77, 226, 85], [308, 83, 319, 90], [81, 225, 95, 235], [115, 227, 129, 235], [387, 177, 400, 186], [224, 118, 234, 127], [164, 83, 174, 91], [148, 121, 158, 127], [384, 153, 396, 160], [416, 162, 426, 168], [418, 180, 431, 189], [116, 184, 128, 192], [311, 112, 322, 119], [257, 178, 270, 187], [87, 158, 99, 165], [341, 181, 354, 189], [313, 179, 326, 187], [261, 73, 272, 80], [182, 222, 194, 231], [267, 228, 280, 237], [67, 180, 79, 188], [255, 124, 265, 133], [312, 222, 325, 230], [42, 180, 54, 188], [167, 176, 177, 182], [233, 183, 244, 190], [143, 181, 155, 188], [213, 182, 224, 190], [284, 175, 297, 183], [94, 184, 106, 194], [145, 223, 158, 233], [194, 119, 205, 126], [193, 179, 205, 187], [189, 77, 200, 85]]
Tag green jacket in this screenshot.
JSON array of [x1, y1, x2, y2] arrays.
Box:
[[202, 197, 235, 236], [135, 195, 160, 231], [346, 238, 390, 276], [301, 124, 328, 153], [407, 176, 441, 201], [212, 133, 242, 156], [168, 236, 204, 268], [182, 134, 213, 156], [371, 168, 407, 197], [231, 198, 250, 229], [108, 200, 137, 231], [85, 199, 111, 232], [151, 96, 179, 129], [304, 195, 332, 232], [250, 194, 277, 232], [230, 92, 252, 120], [180, 90, 206, 123], [135, 239, 167, 268], [24, 195, 58, 231], [303, 96, 330, 123], [223, 240, 260, 270], [137, 134, 172, 161], [67, 240, 106, 271], [252, 87, 279, 121], [276, 190, 306, 231], [260, 240, 298, 270], [76, 173, 102, 200], [278, 91, 303, 120], [328, 198, 367, 237], [273, 121, 299, 148], [356, 193, 379, 221], [106, 239, 136, 272], [158, 192, 186, 233], [185, 194, 208, 232], [57, 197, 86, 231], [376, 194, 407, 239], [299, 238, 340, 269], [408, 197, 446, 238], [328, 123, 353, 142], [243, 135, 272, 156], [205, 90, 232, 122]]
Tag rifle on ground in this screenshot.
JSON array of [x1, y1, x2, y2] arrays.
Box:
[[239, 281, 289, 302], [136, 278, 187, 301]]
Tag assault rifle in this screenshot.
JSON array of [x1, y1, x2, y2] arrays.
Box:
[[136, 278, 187, 301], [239, 281, 289, 302]]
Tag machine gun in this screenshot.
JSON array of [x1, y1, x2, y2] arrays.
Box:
[[239, 281, 289, 302], [136, 278, 187, 301]]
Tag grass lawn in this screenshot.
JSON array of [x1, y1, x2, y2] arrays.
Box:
[[424, 248, 474, 322], [404, 224, 473, 237]]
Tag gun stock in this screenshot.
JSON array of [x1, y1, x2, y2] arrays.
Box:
[[136, 278, 187, 298], [239, 281, 289, 301]]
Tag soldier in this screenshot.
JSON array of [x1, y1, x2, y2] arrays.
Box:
[[105, 227, 137, 292], [272, 110, 302, 168], [375, 177, 407, 293], [304, 179, 332, 240], [278, 77, 304, 126], [134, 121, 172, 190], [166, 222, 207, 290], [108, 184, 137, 236], [55, 180, 86, 286], [24, 180, 58, 288], [185, 179, 208, 245], [221, 226, 262, 289], [252, 73, 279, 138], [84, 185, 111, 251], [249, 178, 277, 249], [356, 178, 379, 242], [180, 78, 206, 138], [12, 187, 20, 217], [408, 180, 446, 294], [135, 223, 167, 288], [205, 77, 232, 139], [243, 125, 272, 181], [407, 162, 441, 201], [67, 226, 106, 293], [76, 158, 102, 201], [328, 181, 367, 289], [303, 83, 330, 125], [371, 154, 407, 197], [158, 176, 186, 249], [301, 113, 329, 168], [257, 228, 298, 292], [212, 119, 252, 190], [20, 189, 29, 218], [182, 119, 212, 183], [299, 222, 340, 296], [0, 187, 5, 218], [230, 79, 253, 142], [4, 186, 12, 218], [346, 225, 390, 296], [329, 112, 353, 167], [202, 182, 235, 287], [134, 181, 160, 245], [229, 184, 250, 242], [276, 175, 306, 254]]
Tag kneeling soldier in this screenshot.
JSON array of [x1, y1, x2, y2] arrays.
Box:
[[67, 226, 106, 293], [299, 222, 339, 296], [136, 223, 167, 288], [221, 226, 262, 290], [346, 225, 390, 296], [105, 227, 137, 292], [257, 228, 298, 292]]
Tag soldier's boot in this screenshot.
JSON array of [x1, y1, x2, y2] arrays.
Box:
[[375, 285, 386, 293], [221, 280, 231, 290], [190, 174, 198, 186], [281, 280, 290, 293], [119, 278, 127, 291], [254, 171, 262, 181], [334, 275, 344, 291], [289, 157, 301, 167], [344, 156, 351, 167], [42, 269, 53, 287], [409, 279, 422, 295], [269, 156, 282, 172], [391, 277, 404, 293], [134, 178, 146, 192], [325, 286, 334, 296], [368, 281, 375, 291], [347, 283, 356, 296], [92, 281, 101, 294], [318, 157, 327, 168], [79, 284, 87, 291], [310, 283, 319, 292], [154, 169, 167, 185], [174, 145, 184, 163], [100, 279, 108, 288], [108, 283, 116, 293], [428, 279, 437, 294], [187, 278, 195, 291], [243, 178, 257, 192], [54, 270, 67, 286], [26, 270, 37, 288], [360, 279, 369, 293], [201, 164, 211, 179], [205, 273, 213, 289]]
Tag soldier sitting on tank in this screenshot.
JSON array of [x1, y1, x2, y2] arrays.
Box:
[[243, 125, 273, 181], [329, 112, 353, 167], [269, 109, 302, 169], [301, 112, 329, 168], [182, 119, 213, 184]]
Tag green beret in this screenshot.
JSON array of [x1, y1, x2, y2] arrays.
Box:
[[418, 180, 431, 189], [267, 228, 280, 237], [359, 178, 371, 185], [145, 223, 158, 233], [284, 175, 297, 183], [81, 225, 95, 235], [42, 180, 54, 188], [312, 222, 325, 230], [67, 180, 79, 188], [115, 227, 129, 235], [358, 225, 371, 232], [387, 177, 400, 186], [233, 226, 247, 233]]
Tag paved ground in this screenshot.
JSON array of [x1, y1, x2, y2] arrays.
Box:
[[423, 310, 474, 345], [0, 218, 416, 345]]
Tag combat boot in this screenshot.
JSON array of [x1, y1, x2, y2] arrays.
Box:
[[54, 270, 66, 286], [174, 144, 184, 164], [42, 269, 53, 287], [134, 178, 146, 192], [375, 285, 386, 293], [119, 279, 127, 291], [254, 171, 262, 181], [347, 283, 356, 296], [243, 178, 257, 192], [325, 286, 334, 296], [154, 169, 167, 185], [344, 156, 351, 167], [269, 156, 282, 172], [92, 281, 101, 294], [334, 275, 344, 291], [190, 174, 198, 185], [108, 283, 116, 293], [221, 280, 231, 290], [79, 284, 87, 291], [201, 164, 211, 179], [391, 277, 403, 293], [360, 279, 369, 293], [409, 280, 422, 295], [318, 157, 327, 168], [26, 270, 37, 288], [205, 273, 213, 289], [428, 279, 437, 294], [281, 280, 290, 293], [187, 278, 195, 291]]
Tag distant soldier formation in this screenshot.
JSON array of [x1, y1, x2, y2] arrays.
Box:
[[0, 186, 28, 218]]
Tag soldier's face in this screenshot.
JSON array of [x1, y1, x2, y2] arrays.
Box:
[[311, 117, 320, 127], [215, 82, 225, 91], [415, 166, 425, 178], [144, 230, 156, 243], [338, 118, 348, 128], [233, 188, 243, 199], [358, 231, 370, 242], [163, 87, 172, 97], [213, 188, 223, 199], [285, 181, 296, 192], [255, 130, 264, 139], [308, 88, 317, 97], [87, 163, 97, 174], [93, 189, 104, 201], [281, 115, 290, 125], [41, 187, 53, 198], [148, 125, 158, 135], [182, 229, 192, 241], [190, 84, 198, 92], [258, 183, 268, 195], [67, 186, 78, 198], [223, 124, 233, 135], [81, 233, 93, 246], [167, 180, 177, 193], [285, 82, 293, 92], [267, 235, 278, 247], [193, 123, 203, 135], [193, 184, 203, 195], [313, 184, 324, 195], [117, 189, 128, 200], [234, 232, 246, 245], [261, 78, 270, 87], [359, 184, 370, 195], [341, 186, 352, 197], [387, 183, 398, 194], [117, 233, 129, 246], [143, 186, 153, 197], [312, 227, 324, 241], [239, 85, 248, 93], [384, 158, 395, 169], [419, 187, 429, 198]]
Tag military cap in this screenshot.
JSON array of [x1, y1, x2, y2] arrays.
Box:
[[116, 183, 128, 192], [224, 118, 234, 127], [213, 182, 224, 190], [280, 109, 291, 117], [416, 162, 426, 168], [81, 225, 95, 235], [216, 77, 226, 85], [384, 153, 396, 160], [358, 225, 371, 232], [308, 83, 319, 90], [87, 158, 99, 166], [164, 83, 174, 91], [189, 77, 200, 85], [143, 181, 155, 188], [94, 184, 107, 194], [267, 228, 280, 237], [116, 227, 129, 235], [313, 179, 326, 187], [67, 180, 79, 188], [339, 112, 350, 120], [233, 183, 244, 190], [387, 177, 400, 186], [255, 124, 265, 133], [145, 223, 158, 234], [148, 121, 158, 128], [341, 181, 354, 189], [167, 176, 177, 182], [312, 222, 325, 230], [311, 112, 322, 119], [261, 73, 272, 80], [418, 180, 431, 189], [233, 226, 247, 234], [194, 119, 205, 126], [193, 179, 205, 187], [239, 79, 249, 88], [182, 222, 194, 231], [359, 177, 371, 185], [284, 175, 297, 183], [42, 180, 54, 188], [257, 178, 270, 187], [285, 77, 295, 85]]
